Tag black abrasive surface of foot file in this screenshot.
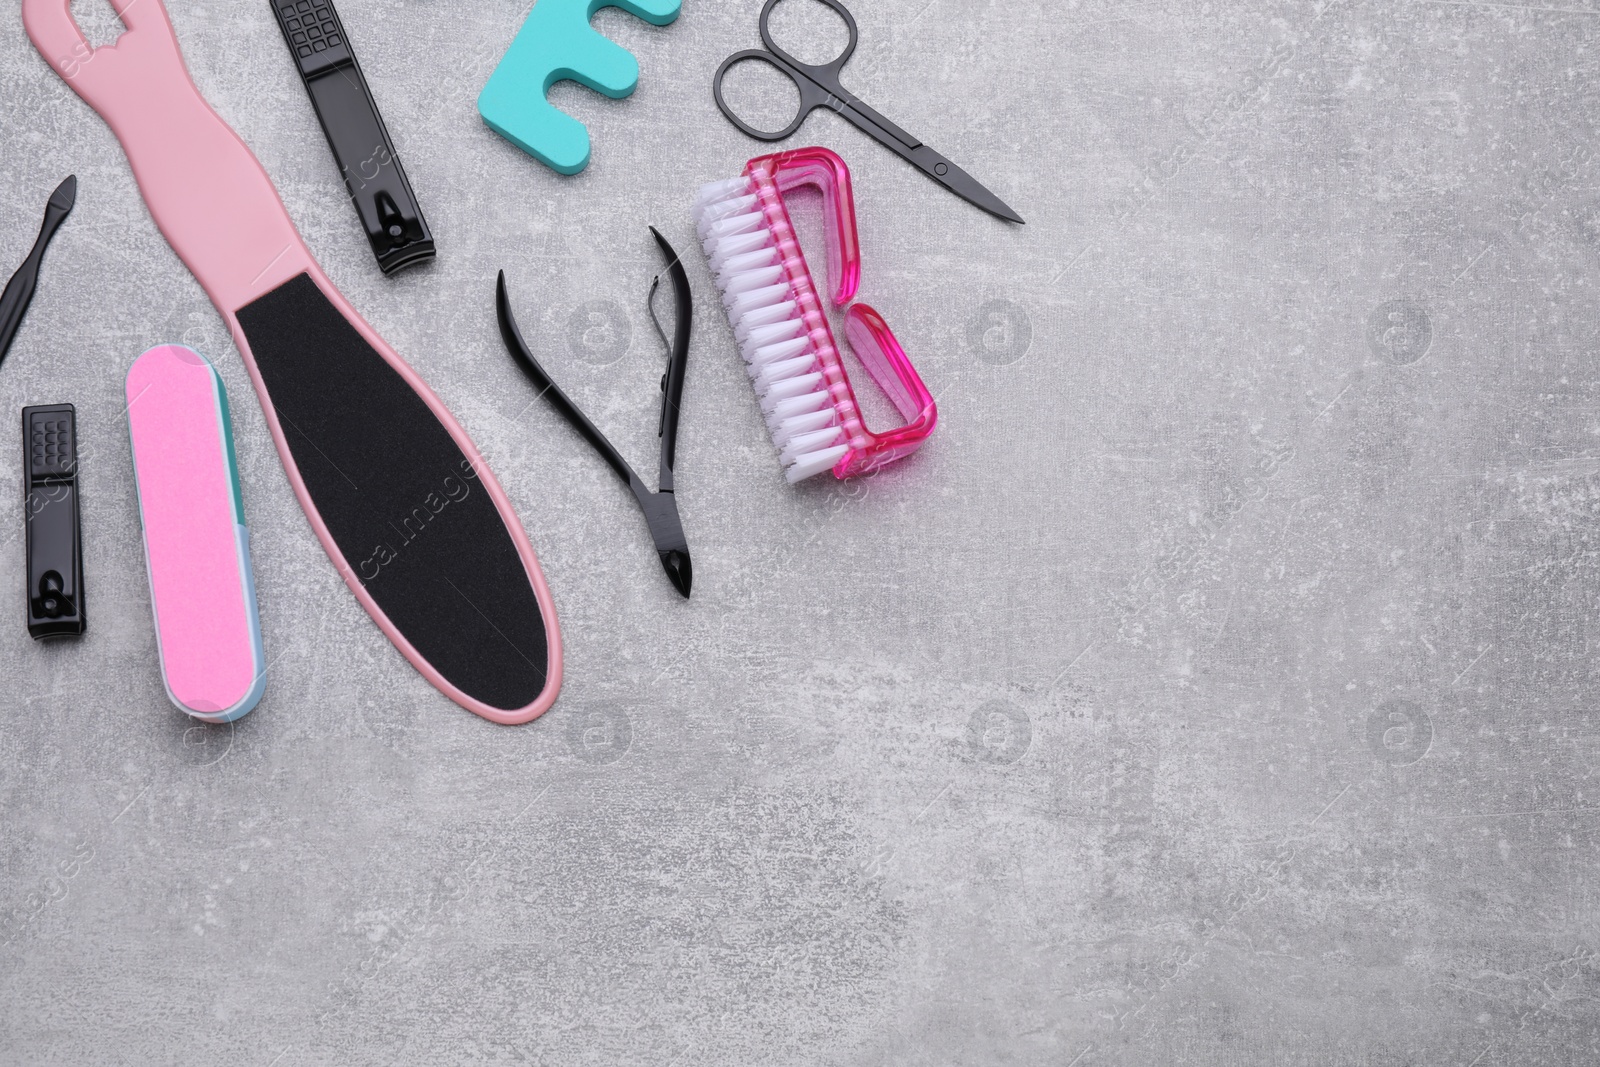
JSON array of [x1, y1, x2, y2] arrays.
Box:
[[236, 273, 547, 710]]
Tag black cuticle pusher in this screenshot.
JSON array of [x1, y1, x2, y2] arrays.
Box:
[[0, 175, 76, 372], [497, 227, 694, 598]]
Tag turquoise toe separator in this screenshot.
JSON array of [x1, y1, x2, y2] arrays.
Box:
[[478, 0, 683, 175]]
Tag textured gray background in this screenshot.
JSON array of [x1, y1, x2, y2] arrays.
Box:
[[3, 0, 1599, 1062]]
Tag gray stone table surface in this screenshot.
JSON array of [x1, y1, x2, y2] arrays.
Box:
[[3, 0, 1600, 1063]]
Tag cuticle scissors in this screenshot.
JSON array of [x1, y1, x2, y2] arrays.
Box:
[[712, 0, 1024, 224]]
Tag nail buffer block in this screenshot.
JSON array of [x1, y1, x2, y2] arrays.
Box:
[[127, 344, 265, 723]]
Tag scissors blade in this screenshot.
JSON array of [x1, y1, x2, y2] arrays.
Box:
[[908, 145, 1025, 224], [830, 95, 1025, 224]]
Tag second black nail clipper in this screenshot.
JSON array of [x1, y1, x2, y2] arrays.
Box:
[[270, 0, 434, 274]]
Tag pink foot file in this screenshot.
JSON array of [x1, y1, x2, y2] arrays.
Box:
[[26, 0, 561, 723], [127, 345, 265, 723]]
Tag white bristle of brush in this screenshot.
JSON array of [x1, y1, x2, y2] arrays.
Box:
[[693, 175, 848, 483]]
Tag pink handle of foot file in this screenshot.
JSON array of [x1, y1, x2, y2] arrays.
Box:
[[127, 345, 265, 723], [25, 0, 562, 723]]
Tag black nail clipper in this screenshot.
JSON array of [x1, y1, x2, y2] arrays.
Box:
[[22, 404, 85, 639], [269, 0, 434, 274], [496, 227, 694, 598]]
